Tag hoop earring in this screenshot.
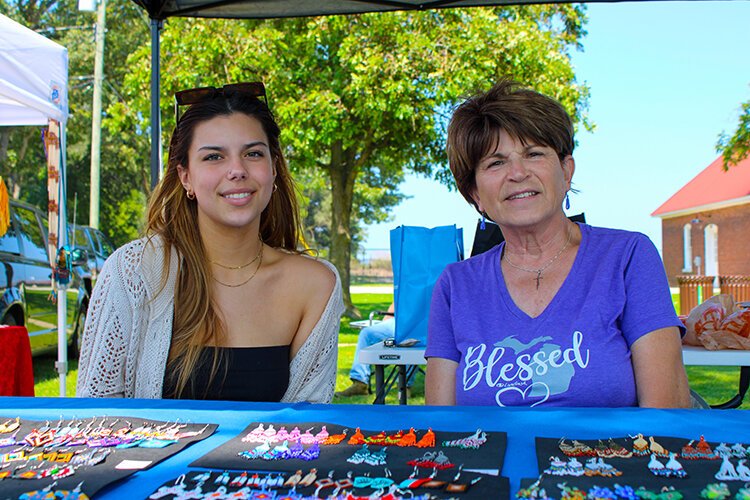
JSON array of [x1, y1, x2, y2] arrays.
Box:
[[186, 189, 195, 200], [565, 193, 570, 210], [272, 183, 278, 193]]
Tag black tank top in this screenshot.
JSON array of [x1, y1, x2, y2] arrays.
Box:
[[162, 345, 290, 402]]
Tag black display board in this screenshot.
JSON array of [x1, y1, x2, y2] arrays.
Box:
[[188, 421, 508, 499], [0, 415, 216, 499], [524, 435, 750, 499]]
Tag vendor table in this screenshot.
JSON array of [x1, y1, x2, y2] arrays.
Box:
[[358, 340, 426, 404], [1, 397, 749, 499], [682, 345, 750, 409]]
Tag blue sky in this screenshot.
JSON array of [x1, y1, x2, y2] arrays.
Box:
[[362, 1, 750, 257]]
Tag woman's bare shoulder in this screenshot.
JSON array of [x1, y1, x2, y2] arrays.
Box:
[[272, 251, 337, 293]]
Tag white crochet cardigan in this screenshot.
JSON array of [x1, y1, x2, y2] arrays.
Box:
[[76, 236, 344, 402]]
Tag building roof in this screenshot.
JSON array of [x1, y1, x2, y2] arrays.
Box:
[[652, 155, 750, 217]]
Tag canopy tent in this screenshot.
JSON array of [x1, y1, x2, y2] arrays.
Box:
[[0, 15, 68, 125], [0, 13, 71, 397]]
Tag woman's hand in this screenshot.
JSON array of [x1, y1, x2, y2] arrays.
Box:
[[425, 357, 458, 405], [631, 327, 692, 408]]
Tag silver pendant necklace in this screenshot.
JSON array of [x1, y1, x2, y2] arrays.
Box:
[[503, 228, 573, 290]]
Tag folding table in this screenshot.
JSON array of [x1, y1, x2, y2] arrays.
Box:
[[682, 345, 750, 409]]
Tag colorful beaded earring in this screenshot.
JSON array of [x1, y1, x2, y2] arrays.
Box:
[[442, 429, 487, 450], [414, 428, 435, 448], [297, 468, 318, 487], [322, 428, 347, 445], [283, 470, 303, 488], [583, 457, 621, 477], [300, 428, 317, 445], [348, 428, 366, 446], [0, 417, 20, 434], [397, 428, 417, 447]]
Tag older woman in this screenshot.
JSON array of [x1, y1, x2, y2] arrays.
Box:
[[425, 80, 690, 408]]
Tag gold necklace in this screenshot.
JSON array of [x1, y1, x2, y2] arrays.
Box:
[[209, 236, 263, 270], [212, 245, 264, 288], [503, 227, 573, 290]]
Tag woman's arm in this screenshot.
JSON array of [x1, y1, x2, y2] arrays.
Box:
[[425, 357, 458, 405], [282, 258, 343, 403], [631, 326, 691, 408], [76, 251, 135, 398]]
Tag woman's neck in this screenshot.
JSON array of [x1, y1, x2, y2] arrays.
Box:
[[502, 218, 574, 258], [199, 219, 264, 268]]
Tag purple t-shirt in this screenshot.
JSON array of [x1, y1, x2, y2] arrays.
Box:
[[425, 224, 683, 407]]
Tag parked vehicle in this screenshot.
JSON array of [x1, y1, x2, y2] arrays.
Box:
[[69, 224, 116, 293], [0, 200, 90, 356]]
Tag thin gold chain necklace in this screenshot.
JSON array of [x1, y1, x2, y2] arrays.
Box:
[[210, 236, 263, 270], [503, 228, 573, 290], [212, 244, 264, 288]]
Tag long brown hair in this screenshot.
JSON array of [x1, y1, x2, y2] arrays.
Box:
[[146, 91, 301, 397]]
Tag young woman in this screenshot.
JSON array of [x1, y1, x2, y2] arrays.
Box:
[[77, 83, 343, 402]]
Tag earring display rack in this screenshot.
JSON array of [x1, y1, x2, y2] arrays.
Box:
[[516, 434, 750, 499], [181, 421, 509, 499], [0, 415, 216, 499]]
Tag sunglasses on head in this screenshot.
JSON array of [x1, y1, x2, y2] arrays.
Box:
[[174, 82, 267, 123]]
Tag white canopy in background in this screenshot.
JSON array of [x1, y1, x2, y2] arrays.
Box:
[[0, 13, 71, 397], [0, 14, 68, 125]]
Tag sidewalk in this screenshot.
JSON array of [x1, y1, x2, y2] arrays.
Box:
[[350, 284, 393, 294]]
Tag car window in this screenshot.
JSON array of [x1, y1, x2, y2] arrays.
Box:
[[95, 230, 115, 257], [70, 226, 92, 251], [0, 216, 20, 254], [14, 206, 50, 263]]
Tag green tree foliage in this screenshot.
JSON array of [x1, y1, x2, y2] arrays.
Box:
[[2, 2, 590, 316], [0, 0, 149, 246], [115, 6, 590, 316], [717, 92, 750, 170]]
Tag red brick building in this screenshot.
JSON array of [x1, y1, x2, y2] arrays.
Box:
[[652, 155, 750, 287]]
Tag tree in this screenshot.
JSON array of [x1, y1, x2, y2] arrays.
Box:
[[1, 0, 150, 246], [114, 6, 591, 316], [717, 92, 750, 170]]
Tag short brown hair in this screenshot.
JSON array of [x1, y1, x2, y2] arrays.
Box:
[[446, 80, 575, 212]]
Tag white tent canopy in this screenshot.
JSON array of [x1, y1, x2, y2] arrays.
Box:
[[1, 13, 70, 397], [0, 14, 68, 125]]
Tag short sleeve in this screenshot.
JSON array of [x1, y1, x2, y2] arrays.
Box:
[[621, 234, 685, 346], [425, 269, 461, 362]]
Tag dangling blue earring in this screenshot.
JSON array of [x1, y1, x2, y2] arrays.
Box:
[[480, 213, 486, 231], [565, 193, 570, 210]]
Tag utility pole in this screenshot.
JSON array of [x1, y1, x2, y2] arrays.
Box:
[[89, 0, 106, 229]]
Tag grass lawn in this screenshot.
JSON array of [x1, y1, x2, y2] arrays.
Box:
[[32, 292, 747, 408]]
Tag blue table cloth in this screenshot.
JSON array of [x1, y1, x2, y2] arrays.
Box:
[[1, 396, 748, 498]]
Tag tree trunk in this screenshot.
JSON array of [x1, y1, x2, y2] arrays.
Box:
[[328, 140, 361, 319]]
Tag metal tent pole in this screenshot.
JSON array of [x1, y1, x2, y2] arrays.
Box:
[[150, 18, 162, 189]]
